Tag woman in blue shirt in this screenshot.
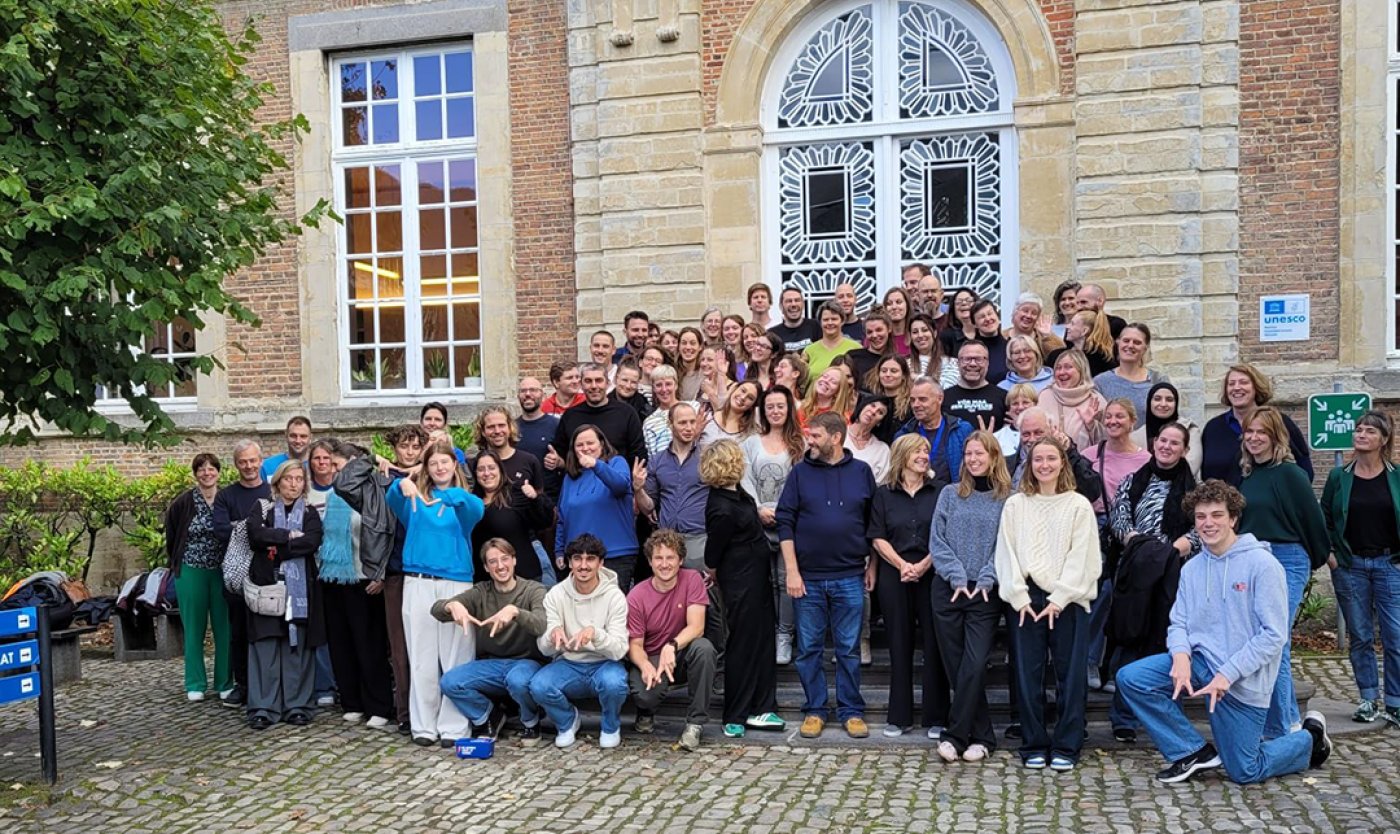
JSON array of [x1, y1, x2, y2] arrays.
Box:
[[388, 440, 485, 747], [555, 424, 640, 590]]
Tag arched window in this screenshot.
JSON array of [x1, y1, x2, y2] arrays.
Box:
[[763, 0, 1017, 315]]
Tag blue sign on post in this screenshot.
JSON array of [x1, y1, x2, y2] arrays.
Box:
[[0, 605, 57, 783]]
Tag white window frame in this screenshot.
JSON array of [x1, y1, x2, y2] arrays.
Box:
[[330, 43, 484, 400], [1388, 2, 1400, 355], [759, 0, 1019, 316]]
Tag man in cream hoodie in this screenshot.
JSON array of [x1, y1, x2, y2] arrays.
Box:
[[1118, 480, 1334, 784], [528, 533, 631, 749]]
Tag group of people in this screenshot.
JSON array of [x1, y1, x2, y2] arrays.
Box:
[[162, 266, 1400, 787]]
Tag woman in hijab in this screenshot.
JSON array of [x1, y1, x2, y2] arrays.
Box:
[[1130, 381, 1202, 478]]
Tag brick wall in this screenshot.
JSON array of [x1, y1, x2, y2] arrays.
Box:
[[1237, 0, 1341, 362], [507, 0, 578, 379]]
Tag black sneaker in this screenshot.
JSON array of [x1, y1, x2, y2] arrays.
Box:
[[398, 721, 412, 736], [1303, 710, 1332, 769], [222, 685, 247, 708], [519, 724, 542, 747], [1156, 743, 1221, 784], [248, 715, 273, 731], [1004, 723, 1022, 740], [1114, 728, 1137, 744]]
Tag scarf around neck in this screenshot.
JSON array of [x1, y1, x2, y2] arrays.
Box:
[[274, 497, 306, 533], [1126, 455, 1196, 541], [1050, 380, 1097, 408]]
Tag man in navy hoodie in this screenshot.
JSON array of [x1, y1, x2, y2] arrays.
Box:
[[777, 411, 877, 740], [1118, 480, 1334, 784]]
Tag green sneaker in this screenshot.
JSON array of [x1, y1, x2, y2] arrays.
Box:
[[1353, 699, 1381, 723], [746, 712, 786, 731], [1383, 707, 1400, 729], [723, 723, 746, 738]]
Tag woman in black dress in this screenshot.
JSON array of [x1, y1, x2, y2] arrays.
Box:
[[701, 439, 785, 739]]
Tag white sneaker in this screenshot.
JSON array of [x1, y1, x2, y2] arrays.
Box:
[[317, 695, 336, 707], [342, 712, 365, 722], [186, 691, 205, 702], [937, 741, 959, 762], [555, 708, 580, 748], [963, 744, 988, 762], [881, 724, 906, 738], [860, 638, 873, 666], [599, 729, 621, 749], [776, 632, 793, 665], [1101, 680, 1117, 695], [366, 716, 390, 730], [1087, 667, 1102, 690], [925, 725, 945, 740]]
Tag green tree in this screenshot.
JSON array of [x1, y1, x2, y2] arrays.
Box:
[[0, 0, 330, 446]]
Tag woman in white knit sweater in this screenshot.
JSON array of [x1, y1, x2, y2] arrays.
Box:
[[995, 437, 1101, 773]]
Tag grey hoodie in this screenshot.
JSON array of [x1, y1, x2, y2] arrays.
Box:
[[1166, 533, 1288, 709], [536, 566, 630, 663]]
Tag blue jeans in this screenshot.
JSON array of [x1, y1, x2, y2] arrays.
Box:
[[533, 541, 558, 590], [1336, 557, 1400, 707], [792, 574, 865, 720], [440, 658, 543, 727], [1087, 576, 1113, 673], [1265, 542, 1311, 737], [1118, 652, 1312, 784], [1009, 584, 1090, 763], [527, 658, 628, 735], [314, 645, 336, 700]]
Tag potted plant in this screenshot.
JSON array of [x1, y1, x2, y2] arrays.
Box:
[[426, 352, 450, 389], [463, 350, 482, 386]]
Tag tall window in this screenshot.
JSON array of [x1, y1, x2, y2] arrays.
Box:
[[762, 0, 1016, 314], [96, 318, 198, 406], [333, 45, 482, 396]]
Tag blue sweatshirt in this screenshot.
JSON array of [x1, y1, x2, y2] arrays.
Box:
[[386, 481, 485, 583], [776, 450, 877, 579], [1166, 533, 1288, 709], [555, 457, 639, 562]]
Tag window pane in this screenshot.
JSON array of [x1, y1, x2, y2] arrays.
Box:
[[380, 304, 406, 343], [452, 301, 481, 341], [171, 318, 196, 354], [341, 62, 367, 103], [377, 257, 404, 299], [345, 167, 371, 209], [348, 260, 372, 300], [174, 359, 198, 398], [346, 213, 372, 254], [445, 52, 473, 93], [420, 208, 446, 250], [371, 60, 398, 100], [454, 345, 482, 385], [342, 107, 367, 146], [349, 350, 376, 390], [424, 347, 451, 387], [452, 251, 479, 282], [450, 206, 478, 248], [372, 103, 399, 143], [805, 167, 849, 237], [376, 211, 403, 253], [418, 160, 445, 205], [349, 306, 375, 344], [380, 348, 407, 389], [923, 46, 964, 89], [809, 49, 847, 100], [374, 165, 402, 206], [446, 97, 474, 139], [416, 100, 442, 141], [422, 303, 448, 343], [414, 55, 441, 97], [924, 164, 970, 230], [449, 159, 477, 202], [421, 255, 447, 297]]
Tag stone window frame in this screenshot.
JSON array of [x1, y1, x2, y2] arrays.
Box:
[[757, 0, 1021, 314]]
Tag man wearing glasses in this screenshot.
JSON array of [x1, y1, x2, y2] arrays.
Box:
[[940, 341, 1007, 432]]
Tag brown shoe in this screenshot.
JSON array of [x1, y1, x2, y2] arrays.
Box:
[[799, 715, 825, 738], [845, 717, 869, 738]]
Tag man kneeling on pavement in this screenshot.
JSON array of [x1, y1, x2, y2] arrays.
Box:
[[626, 530, 718, 751]]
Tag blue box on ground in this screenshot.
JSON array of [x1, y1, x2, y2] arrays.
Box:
[[455, 737, 494, 759]]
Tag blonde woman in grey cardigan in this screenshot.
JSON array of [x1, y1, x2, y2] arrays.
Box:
[[928, 431, 1012, 763]]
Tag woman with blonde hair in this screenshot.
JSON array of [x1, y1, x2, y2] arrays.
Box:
[[703, 440, 785, 737], [1001, 334, 1053, 395], [1092, 323, 1168, 428], [1038, 349, 1107, 450], [869, 433, 950, 737], [1238, 406, 1331, 739], [996, 438, 1100, 771], [928, 431, 1012, 761], [700, 378, 761, 449], [993, 384, 1040, 458], [1050, 309, 1117, 378], [799, 365, 857, 427]]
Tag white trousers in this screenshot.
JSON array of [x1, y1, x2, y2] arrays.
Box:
[[402, 576, 475, 740]]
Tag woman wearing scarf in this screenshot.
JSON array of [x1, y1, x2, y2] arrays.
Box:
[[1105, 422, 1198, 742], [1130, 381, 1203, 478], [1037, 349, 1107, 451], [245, 460, 325, 730]]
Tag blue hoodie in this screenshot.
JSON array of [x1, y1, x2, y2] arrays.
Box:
[[1166, 533, 1288, 709], [555, 456, 639, 562], [776, 449, 877, 579], [386, 481, 485, 583]]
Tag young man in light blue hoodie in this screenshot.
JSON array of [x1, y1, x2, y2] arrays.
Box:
[[1117, 480, 1334, 784]]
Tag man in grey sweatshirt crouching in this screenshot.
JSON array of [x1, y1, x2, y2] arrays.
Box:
[[1117, 480, 1334, 784]]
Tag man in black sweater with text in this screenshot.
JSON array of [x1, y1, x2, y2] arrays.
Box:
[[941, 341, 1007, 432]]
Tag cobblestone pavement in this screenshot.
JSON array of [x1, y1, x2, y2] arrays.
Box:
[[1, 655, 1397, 834]]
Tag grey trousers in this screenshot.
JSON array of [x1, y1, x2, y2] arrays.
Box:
[[247, 636, 317, 724], [627, 637, 718, 725]]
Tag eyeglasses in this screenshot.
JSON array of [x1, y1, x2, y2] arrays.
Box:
[[960, 357, 989, 365]]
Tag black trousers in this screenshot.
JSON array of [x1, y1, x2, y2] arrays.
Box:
[[321, 580, 395, 720], [875, 559, 948, 728], [224, 590, 249, 687], [929, 574, 1000, 751]]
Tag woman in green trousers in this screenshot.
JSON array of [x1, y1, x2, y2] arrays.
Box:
[[165, 453, 233, 700]]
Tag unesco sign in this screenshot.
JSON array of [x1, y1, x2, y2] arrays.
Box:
[[1259, 294, 1310, 342]]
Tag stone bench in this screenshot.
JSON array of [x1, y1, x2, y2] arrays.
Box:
[[114, 610, 184, 662], [49, 624, 99, 686]]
